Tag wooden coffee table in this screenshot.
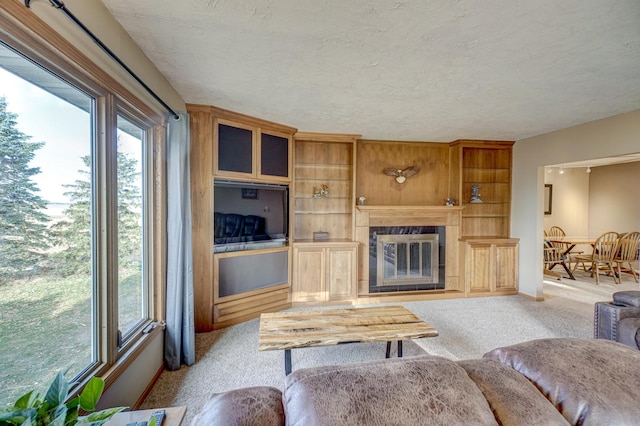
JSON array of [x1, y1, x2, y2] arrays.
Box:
[[259, 305, 438, 375]]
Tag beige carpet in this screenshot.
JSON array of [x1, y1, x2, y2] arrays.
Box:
[[141, 269, 639, 424]]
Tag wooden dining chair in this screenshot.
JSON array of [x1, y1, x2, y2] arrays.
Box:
[[543, 242, 566, 280], [547, 226, 566, 238], [614, 231, 640, 283], [572, 231, 620, 284]]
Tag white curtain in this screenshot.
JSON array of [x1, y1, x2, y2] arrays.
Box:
[[164, 111, 195, 370]]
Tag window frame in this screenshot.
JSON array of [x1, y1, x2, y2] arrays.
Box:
[[0, 2, 166, 391]]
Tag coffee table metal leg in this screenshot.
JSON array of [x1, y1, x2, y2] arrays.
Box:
[[398, 340, 403, 357], [285, 349, 292, 375], [385, 341, 391, 358]]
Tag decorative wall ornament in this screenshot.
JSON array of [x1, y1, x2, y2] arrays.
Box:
[[313, 184, 329, 198], [470, 185, 483, 203], [383, 166, 420, 184]]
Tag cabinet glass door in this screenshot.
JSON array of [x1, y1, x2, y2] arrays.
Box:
[[217, 123, 253, 175], [260, 132, 289, 179]]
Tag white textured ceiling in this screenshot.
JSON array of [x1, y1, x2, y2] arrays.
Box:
[[100, 0, 640, 141]]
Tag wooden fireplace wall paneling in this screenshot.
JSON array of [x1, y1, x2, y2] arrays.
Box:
[[356, 140, 450, 206]]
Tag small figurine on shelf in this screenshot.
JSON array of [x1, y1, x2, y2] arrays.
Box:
[[470, 185, 483, 203], [445, 198, 456, 206], [358, 196, 366, 206], [313, 184, 329, 198]]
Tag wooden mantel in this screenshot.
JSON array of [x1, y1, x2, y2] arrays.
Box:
[[356, 205, 464, 227]]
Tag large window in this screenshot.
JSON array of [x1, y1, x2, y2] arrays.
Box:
[[0, 32, 158, 403]]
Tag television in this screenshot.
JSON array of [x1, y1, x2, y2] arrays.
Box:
[[213, 180, 289, 253]]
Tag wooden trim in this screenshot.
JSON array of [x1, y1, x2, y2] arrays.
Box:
[[186, 103, 297, 134], [294, 131, 360, 143], [518, 292, 545, 302], [449, 139, 515, 148]]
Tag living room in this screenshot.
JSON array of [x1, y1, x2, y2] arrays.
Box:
[[1, 1, 639, 424]]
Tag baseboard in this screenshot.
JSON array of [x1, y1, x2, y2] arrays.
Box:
[[519, 292, 544, 302]]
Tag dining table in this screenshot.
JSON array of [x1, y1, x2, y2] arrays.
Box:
[[546, 237, 596, 280]]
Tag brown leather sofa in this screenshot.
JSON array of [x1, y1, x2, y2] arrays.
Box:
[[191, 338, 640, 425]]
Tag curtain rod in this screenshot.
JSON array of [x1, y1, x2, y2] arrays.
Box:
[[25, 0, 180, 120]]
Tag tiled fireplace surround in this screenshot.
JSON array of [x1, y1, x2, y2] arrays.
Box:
[[355, 206, 465, 295]]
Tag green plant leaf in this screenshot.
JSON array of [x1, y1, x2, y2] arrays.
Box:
[[0, 408, 36, 424], [75, 406, 126, 425], [44, 372, 69, 407], [77, 378, 104, 411], [12, 391, 39, 410], [48, 404, 67, 426]]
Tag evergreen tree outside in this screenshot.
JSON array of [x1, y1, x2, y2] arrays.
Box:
[[116, 149, 143, 270], [50, 155, 92, 277], [51, 144, 142, 277], [0, 96, 50, 281]]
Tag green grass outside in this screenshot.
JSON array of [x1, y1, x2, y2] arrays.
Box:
[[0, 269, 141, 405]]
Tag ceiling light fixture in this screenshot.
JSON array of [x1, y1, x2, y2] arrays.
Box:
[[559, 167, 565, 175], [586, 166, 592, 173]]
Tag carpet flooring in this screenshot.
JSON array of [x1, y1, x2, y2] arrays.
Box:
[[140, 268, 639, 424]]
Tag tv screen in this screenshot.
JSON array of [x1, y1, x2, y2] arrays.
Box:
[[213, 180, 289, 253]]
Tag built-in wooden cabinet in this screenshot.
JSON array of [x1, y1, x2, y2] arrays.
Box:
[[292, 241, 358, 304], [461, 238, 519, 294], [214, 118, 291, 182], [450, 140, 514, 238], [291, 132, 360, 303], [450, 141, 518, 294], [187, 104, 296, 331], [189, 106, 519, 328]]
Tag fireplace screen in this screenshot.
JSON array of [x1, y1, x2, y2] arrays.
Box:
[[377, 234, 439, 286], [369, 226, 445, 293]]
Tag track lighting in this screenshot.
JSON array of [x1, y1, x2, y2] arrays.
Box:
[[559, 167, 565, 175], [586, 166, 591, 173]]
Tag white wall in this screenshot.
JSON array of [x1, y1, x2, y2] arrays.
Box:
[[543, 168, 589, 237], [513, 109, 640, 299], [589, 162, 640, 236]]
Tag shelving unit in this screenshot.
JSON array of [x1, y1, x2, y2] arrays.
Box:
[[292, 132, 360, 304], [293, 134, 358, 241], [454, 142, 513, 238]]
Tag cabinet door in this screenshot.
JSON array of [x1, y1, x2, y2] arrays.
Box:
[[260, 131, 290, 180], [215, 120, 256, 178], [293, 247, 325, 302], [466, 244, 492, 292], [327, 247, 357, 301], [495, 243, 518, 290]]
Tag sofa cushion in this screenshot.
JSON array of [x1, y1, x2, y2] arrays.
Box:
[[613, 290, 640, 307], [189, 386, 284, 426], [457, 359, 569, 426], [484, 338, 640, 426], [283, 355, 498, 426]]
